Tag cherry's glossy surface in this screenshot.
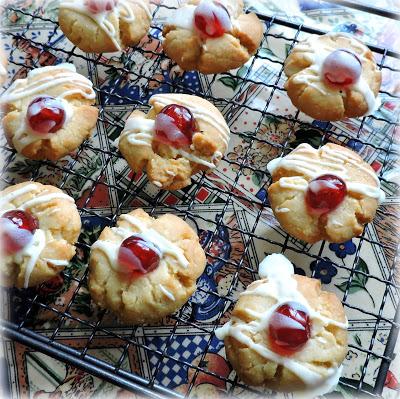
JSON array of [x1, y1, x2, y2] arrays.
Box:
[[194, 1, 232, 39]]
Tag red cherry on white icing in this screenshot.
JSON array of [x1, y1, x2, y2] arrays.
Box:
[[194, 1, 232, 39], [85, 0, 118, 13], [305, 174, 347, 215], [0, 210, 38, 255], [322, 49, 362, 86], [268, 302, 311, 355], [27, 96, 66, 134], [154, 104, 196, 149], [118, 235, 161, 278]]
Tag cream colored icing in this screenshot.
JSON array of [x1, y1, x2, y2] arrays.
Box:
[[59, 0, 151, 51], [0, 183, 76, 287], [91, 213, 189, 273], [291, 33, 380, 115], [159, 284, 175, 301], [119, 106, 225, 169], [267, 143, 385, 202], [215, 254, 347, 394]]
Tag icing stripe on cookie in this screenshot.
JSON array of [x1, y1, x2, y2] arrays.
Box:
[[267, 143, 385, 202], [215, 254, 347, 395]]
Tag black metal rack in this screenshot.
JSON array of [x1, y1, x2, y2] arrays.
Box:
[[0, 1, 399, 398]]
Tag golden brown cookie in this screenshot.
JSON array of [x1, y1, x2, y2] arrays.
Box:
[[284, 33, 381, 121], [267, 143, 384, 243], [163, 0, 264, 74], [88, 208, 206, 324], [216, 254, 348, 394], [1, 63, 98, 161], [0, 182, 81, 288], [119, 93, 230, 190], [59, 0, 152, 53]]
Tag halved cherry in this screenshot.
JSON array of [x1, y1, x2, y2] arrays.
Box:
[[27, 96, 66, 134], [305, 174, 347, 215], [194, 1, 232, 39], [85, 0, 118, 13], [322, 49, 362, 86], [154, 104, 196, 149], [268, 302, 311, 355], [0, 210, 38, 255], [118, 235, 161, 278]]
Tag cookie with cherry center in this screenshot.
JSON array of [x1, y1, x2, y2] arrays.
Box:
[[1, 63, 98, 161], [58, 0, 152, 53], [284, 32, 381, 121], [118, 93, 230, 190], [162, 0, 264, 74], [267, 143, 385, 243], [216, 254, 348, 394], [88, 208, 206, 324], [0, 182, 81, 288]]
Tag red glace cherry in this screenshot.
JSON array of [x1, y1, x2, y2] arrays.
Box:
[[268, 302, 311, 356], [322, 49, 362, 86], [0, 210, 39, 255], [305, 174, 347, 215], [154, 104, 197, 149], [194, 1, 232, 39], [117, 235, 161, 278], [85, 0, 118, 13], [27, 96, 66, 134]]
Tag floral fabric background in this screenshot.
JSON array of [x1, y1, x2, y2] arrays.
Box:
[[0, 0, 399, 398]]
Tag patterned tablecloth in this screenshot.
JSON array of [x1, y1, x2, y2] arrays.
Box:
[[1, 0, 399, 398]]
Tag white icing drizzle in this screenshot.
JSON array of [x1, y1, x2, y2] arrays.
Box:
[[15, 229, 46, 288], [1, 63, 96, 103], [275, 207, 290, 213], [267, 143, 385, 202], [119, 105, 225, 169], [42, 258, 70, 267], [290, 33, 380, 115], [159, 284, 175, 301], [59, 0, 151, 51], [91, 213, 189, 272], [215, 254, 347, 394], [0, 183, 76, 287]]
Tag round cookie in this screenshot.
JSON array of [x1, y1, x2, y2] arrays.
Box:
[[88, 208, 206, 324], [216, 254, 348, 394], [267, 143, 385, 243], [59, 0, 152, 53], [119, 93, 230, 190], [284, 33, 381, 121], [1, 63, 98, 161], [163, 0, 264, 74], [0, 182, 81, 288]]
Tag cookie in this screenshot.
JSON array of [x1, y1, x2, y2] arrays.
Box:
[[162, 0, 264, 74], [284, 33, 381, 121], [216, 254, 348, 394], [0, 182, 81, 288], [59, 0, 152, 53], [1, 63, 98, 161], [119, 93, 230, 190], [267, 143, 385, 243], [88, 208, 206, 324]]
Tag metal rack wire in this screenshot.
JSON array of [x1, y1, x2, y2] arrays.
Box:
[[0, 2, 399, 398]]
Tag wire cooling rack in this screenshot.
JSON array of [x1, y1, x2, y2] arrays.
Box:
[[0, 1, 399, 398]]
